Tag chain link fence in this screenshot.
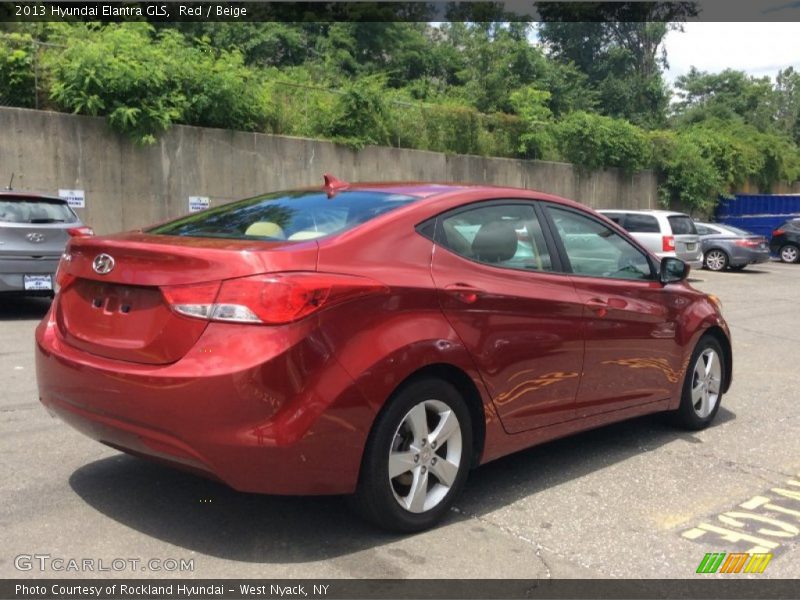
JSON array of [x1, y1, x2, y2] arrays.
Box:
[[0, 35, 62, 109]]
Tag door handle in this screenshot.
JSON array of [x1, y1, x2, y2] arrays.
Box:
[[443, 283, 483, 304], [586, 297, 609, 317]]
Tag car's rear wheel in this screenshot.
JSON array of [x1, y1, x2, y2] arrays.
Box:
[[353, 378, 472, 532], [704, 249, 729, 271], [672, 336, 725, 430], [779, 244, 799, 263]]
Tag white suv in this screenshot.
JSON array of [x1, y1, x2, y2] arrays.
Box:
[[598, 209, 703, 268]]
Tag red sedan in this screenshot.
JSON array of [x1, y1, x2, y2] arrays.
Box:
[[36, 177, 732, 532]]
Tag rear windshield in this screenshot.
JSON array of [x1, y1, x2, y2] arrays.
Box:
[[149, 190, 418, 241], [719, 224, 751, 236], [667, 215, 697, 235], [0, 198, 78, 224]]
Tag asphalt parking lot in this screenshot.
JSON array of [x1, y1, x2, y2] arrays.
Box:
[[1, 261, 799, 580]]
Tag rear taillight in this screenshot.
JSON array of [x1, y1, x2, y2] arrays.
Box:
[[67, 226, 94, 237], [735, 239, 762, 248], [662, 235, 675, 252], [54, 254, 76, 294], [772, 229, 785, 236], [161, 272, 388, 325]]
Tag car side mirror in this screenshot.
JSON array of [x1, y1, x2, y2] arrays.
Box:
[[660, 257, 689, 284]]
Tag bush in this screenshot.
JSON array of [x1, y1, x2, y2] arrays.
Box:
[[650, 130, 722, 213], [0, 34, 37, 108], [554, 111, 651, 173], [47, 24, 266, 144]]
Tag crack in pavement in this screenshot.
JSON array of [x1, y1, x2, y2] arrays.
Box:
[[450, 505, 601, 578]]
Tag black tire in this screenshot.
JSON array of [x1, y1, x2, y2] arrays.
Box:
[[352, 377, 473, 532], [779, 244, 799, 263], [703, 249, 729, 271], [672, 336, 725, 430]]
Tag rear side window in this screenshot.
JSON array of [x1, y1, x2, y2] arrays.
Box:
[[694, 224, 711, 235], [667, 215, 697, 235], [0, 198, 78, 223], [623, 214, 660, 233], [149, 191, 417, 241], [602, 212, 625, 225], [437, 203, 554, 272]]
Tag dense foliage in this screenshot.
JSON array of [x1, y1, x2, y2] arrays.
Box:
[[1, 20, 799, 212]]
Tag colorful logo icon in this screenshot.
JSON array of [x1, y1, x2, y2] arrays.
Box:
[[697, 552, 772, 574]]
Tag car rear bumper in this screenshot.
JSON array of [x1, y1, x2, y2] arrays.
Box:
[[730, 248, 771, 266], [0, 257, 58, 292], [35, 302, 375, 495]]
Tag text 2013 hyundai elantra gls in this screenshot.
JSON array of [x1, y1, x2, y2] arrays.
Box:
[[36, 176, 732, 531]]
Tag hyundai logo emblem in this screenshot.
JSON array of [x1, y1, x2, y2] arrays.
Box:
[[92, 253, 115, 275], [25, 232, 46, 243]]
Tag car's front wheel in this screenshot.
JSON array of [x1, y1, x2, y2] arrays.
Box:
[[779, 244, 799, 263], [704, 249, 729, 271], [353, 377, 472, 532], [672, 336, 725, 430]]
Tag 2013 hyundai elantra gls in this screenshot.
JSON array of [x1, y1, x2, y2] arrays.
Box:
[[36, 176, 732, 532]]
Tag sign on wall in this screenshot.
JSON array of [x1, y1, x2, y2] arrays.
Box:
[[188, 196, 210, 213], [58, 189, 85, 208]]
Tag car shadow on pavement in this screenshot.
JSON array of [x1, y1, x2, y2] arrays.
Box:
[[68, 406, 735, 564], [0, 296, 51, 320]]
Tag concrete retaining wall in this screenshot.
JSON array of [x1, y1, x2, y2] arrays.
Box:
[[1, 107, 659, 234]]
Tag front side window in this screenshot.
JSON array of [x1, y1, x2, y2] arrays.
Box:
[[149, 191, 417, 241], [437, 203, 553, 272], [547, 207, 653, 280]]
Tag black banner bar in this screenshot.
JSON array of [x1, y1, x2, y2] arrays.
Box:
[[1, 1, 799, 23], [3, 579, 800, 600]]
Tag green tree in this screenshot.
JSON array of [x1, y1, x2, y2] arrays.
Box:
[[672, 68, 776, 131]]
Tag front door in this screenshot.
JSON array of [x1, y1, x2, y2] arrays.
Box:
[[544, 205, 685, 417]]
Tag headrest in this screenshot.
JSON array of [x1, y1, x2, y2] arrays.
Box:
[[471, 220, 518, 263], [244, 222, 286, 239]]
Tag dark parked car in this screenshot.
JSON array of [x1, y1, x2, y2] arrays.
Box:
[[0, 191, 93, 295], [36, 177, 732, 532], [694, 222, 770, 271], [770, 219, 800, 263]]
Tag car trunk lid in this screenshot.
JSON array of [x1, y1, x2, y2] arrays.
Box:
[[0, 223, 70, 258], [55, 232, 318, 364]]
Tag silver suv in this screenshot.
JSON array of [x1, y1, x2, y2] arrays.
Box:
[[0, 191, 93, 295], [598, 209, 703, 268]]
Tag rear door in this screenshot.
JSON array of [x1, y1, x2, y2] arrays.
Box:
[[429, 200, 585, 433]]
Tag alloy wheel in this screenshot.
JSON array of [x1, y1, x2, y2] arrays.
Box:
[[704, 250, 727, 271], [780, 245, 799, 263], [691, 348, 722, 419], [388, 399, 463, 513]]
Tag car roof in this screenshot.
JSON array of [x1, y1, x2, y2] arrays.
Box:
[[0, 190, 66, 202], [305, 180, 592, 212], [597, 208, 690, 217]]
